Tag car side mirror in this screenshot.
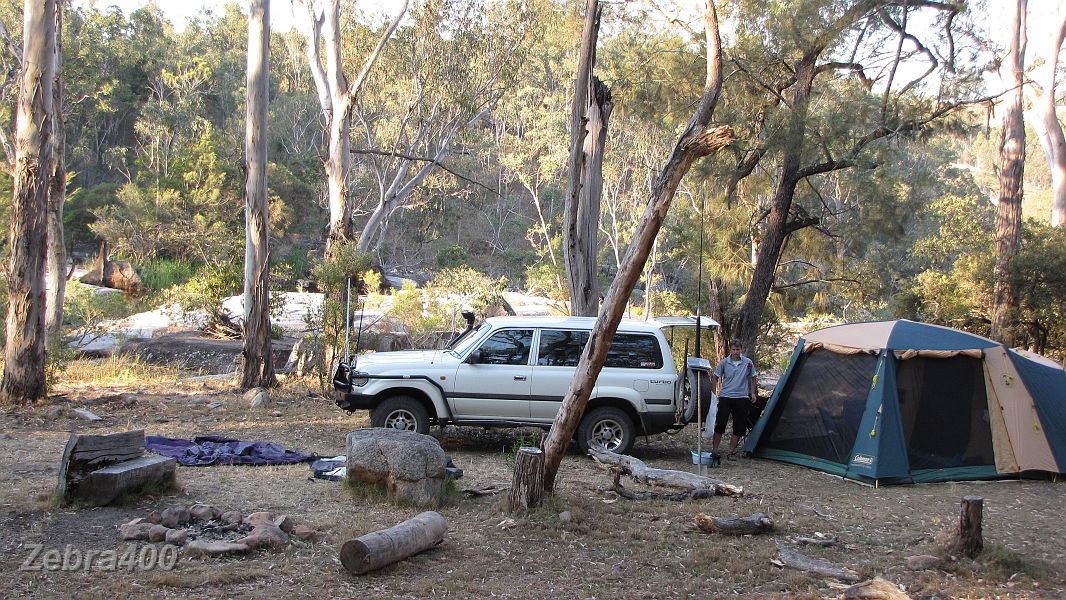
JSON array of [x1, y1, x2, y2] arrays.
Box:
[[464, 350, 481, 364]]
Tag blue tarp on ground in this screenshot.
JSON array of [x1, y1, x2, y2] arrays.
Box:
[[146, 435, 315, 466]]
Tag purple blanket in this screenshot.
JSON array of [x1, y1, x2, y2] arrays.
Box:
[[145, 435, 315, 466]]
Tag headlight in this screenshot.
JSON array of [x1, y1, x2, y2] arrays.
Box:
[[352, 377, 369, 387]]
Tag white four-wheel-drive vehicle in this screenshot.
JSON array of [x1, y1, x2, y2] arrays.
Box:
[[332, 315, 716, 454]]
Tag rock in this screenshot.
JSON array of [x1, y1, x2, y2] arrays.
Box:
[[165, 529, 188, 545], [190, 504, 218, 521], [144, 510, 162, 524], [208, 402, 224, 410], [46, 406, 66, 418], [124, 517, 145, 527], [244, 387, 271, 408], [148, 524, 170, 542], [346, 428, 448, 508], [243, 511, 275, 526], [73, 408, 103, 421], [220, 510, 243, 526], [160, 505, 192, 528], [843, 577, 913, 599], [237, 521, 289, 549], [904, 554, 941, 571], [559, 511, 572, 524], [183, 540, 251, 557], [291, 525, 318, 540], [119, 522, 155, 541], [273, 515, 295, 534]]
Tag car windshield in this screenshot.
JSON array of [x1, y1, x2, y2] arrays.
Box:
[[447, 323, 488, 357]]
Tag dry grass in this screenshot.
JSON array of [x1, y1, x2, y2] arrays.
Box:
[[0, 374, 1063, 599]]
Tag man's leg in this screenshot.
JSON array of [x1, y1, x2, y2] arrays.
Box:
[[728, 398, 751, 455], [711, 399, 731, 453]]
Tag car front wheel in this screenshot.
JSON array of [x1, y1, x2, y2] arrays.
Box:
[[577, 407, 635, 454], [371, 396, 431, 434]]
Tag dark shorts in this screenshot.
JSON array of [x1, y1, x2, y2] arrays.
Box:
[[714, 396, 751, 436]]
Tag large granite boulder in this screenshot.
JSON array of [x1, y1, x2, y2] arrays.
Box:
[[346, 429, 448, 508]]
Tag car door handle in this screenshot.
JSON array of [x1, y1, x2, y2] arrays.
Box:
[[513, 375, 527, 381]]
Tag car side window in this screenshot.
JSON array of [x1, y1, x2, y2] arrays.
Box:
[[475, 329, 534, 365], [605, 334, 663, 369], [537, 330, 590, 366]]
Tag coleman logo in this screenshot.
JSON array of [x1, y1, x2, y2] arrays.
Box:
[[851, 453, 875, 466]]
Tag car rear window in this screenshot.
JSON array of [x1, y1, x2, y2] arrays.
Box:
[[536, 330, 663, 369]]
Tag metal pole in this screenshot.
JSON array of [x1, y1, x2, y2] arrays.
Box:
[[344, 277, 352, 363]]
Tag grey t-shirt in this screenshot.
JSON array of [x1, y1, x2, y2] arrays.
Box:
[[714, 354, 756, 398]]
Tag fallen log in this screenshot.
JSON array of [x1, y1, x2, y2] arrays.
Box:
[[694, 512, 773, 535], [774, 542, 859, 582], [610, 473, 718, 501], [588, 447, 743, 497], [340, 511, 447, 575]]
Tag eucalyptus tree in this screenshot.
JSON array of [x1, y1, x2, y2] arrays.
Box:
[[350, 0, 542, 258], [300, 0, 408, 254], [239, 0, 276, 389], [1023, 1, 1066, 226], [991, 0, 1027, 346], [2, 0, 55, 405], [45, 0, 65, 337], [720, 0, 989, 357]]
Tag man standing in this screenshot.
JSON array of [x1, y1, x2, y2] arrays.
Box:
[[710, 340, 758, 459]]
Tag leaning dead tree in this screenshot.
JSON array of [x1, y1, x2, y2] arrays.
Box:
[[535, 0, 732, 495], [2, 0, 56, 405], [239, 0, 277, 389]]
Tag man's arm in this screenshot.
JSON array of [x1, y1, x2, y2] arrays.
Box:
[[749, 361, 757, 400]]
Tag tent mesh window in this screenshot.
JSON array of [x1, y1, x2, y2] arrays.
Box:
[[896, 355, 994, 470], [761, 349, 878, 464]]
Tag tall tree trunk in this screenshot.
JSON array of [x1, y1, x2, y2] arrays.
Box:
[[2, 0, 56, 405], [539, 0, 729, 494], [563, 0, 603, 317], [1025, 12, 1066, 227], [240, 0, 277, 389], [302, 0, 408, 256], [45, 0, 65, 338], [991, 0, 1027, 346], [732, 54, 818, 356]]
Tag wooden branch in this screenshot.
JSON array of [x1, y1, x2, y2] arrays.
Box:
[[610, 473, 718, 501], [339, 511, 447, 575], [588, 447, 743, 497], [342, 0, 409, 108], [792, 535, 838, 547], [774, 542, 859, 582], [694, 512, 773, 535]]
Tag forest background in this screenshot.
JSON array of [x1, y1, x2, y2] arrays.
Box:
[[1, 0, 1063, 379]]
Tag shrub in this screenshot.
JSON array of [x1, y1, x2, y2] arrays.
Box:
[[136, 258, 197, 291]]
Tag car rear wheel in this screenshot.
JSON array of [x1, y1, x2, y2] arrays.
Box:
[[371, 396, 430, 434], [577, 407, 635, 454]]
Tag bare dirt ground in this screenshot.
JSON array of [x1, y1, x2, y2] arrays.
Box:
[[1, 377, 1063, 599]]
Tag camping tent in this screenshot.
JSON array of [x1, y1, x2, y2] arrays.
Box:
[[743, 320, 1066, 484]]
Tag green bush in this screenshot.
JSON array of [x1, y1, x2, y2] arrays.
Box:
[[136, 258, 197, 291], [436, 244, 470, 269]]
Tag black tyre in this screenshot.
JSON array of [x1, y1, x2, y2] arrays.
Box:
[[370, 396, 431, 434], [577, 407, 635, 454]]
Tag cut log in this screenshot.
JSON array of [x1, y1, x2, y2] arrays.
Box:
[[694, 512, 773, 535], [56, 430, 146, 497], [793, 535, 837, 547], [339, 511, 447, 575], [774, 542, 859, 582], [843, 577, 912, 600], [79, 455, 176, 506], [588, 447, 743, 496], [508, 447, 544, 512], [958, 496, 983, 558]]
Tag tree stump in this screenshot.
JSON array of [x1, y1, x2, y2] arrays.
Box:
[[339, 511, 447, 575], [508, 447, 544, 512], [958, 496, 983, 558]]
